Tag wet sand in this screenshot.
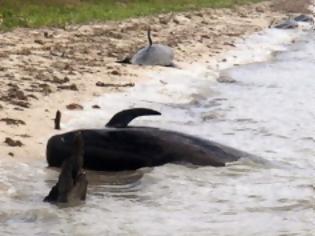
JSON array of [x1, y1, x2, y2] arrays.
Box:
[[0, 0, 311, 162]]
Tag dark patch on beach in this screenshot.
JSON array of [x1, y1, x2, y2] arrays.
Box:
[[92, 105, 101, 109], [66, 103, 83, 110], [58, 84, 78, 91], [4, 137, 23, 147], [0, 118, 26, 126], [96, 81, 135, 88]]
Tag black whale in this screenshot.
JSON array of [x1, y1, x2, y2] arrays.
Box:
[[46, 108, 252, 171]]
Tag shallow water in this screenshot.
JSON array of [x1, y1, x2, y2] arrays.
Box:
[[1, 26, 315, 235]]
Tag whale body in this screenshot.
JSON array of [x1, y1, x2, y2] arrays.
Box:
[[46, 108, 252, 171]]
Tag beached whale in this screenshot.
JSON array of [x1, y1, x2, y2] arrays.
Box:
[[294, 14, 314, 23], [274, 19, 298, 29], [274, 15, 314, 30], [46, 108, 253, 171], [118, 29, 175, 67], [44, 131, 88, 204]]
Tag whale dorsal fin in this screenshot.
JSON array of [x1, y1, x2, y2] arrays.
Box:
[[106, 108, 161, 128]]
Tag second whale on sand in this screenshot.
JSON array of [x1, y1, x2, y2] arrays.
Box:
[[118, 29, 175, 67]]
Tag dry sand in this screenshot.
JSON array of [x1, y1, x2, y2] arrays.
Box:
[[0, 0, 311, 163]]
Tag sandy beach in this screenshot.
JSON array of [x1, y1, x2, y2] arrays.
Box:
[[0, 0, 311, 162]]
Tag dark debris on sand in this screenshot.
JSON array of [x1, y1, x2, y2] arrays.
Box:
[[66, 103, 84, 110], [0, 118, 26, 126], [4, 137, 23, 147], [96, 81, 135, 88]]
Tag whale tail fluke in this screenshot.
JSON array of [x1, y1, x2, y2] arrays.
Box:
[[147, 27, 153, 46], [44, 131, 87, 204]]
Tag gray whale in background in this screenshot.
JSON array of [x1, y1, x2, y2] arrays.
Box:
[[118, 29, 175, 67], [274, 15, 314, 29], [46, 108, 255, 171]]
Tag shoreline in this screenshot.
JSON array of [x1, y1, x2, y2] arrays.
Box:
[[0, 1, 311, 163]]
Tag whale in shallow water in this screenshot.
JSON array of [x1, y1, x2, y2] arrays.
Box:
[[46, 108, 254, 171]]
